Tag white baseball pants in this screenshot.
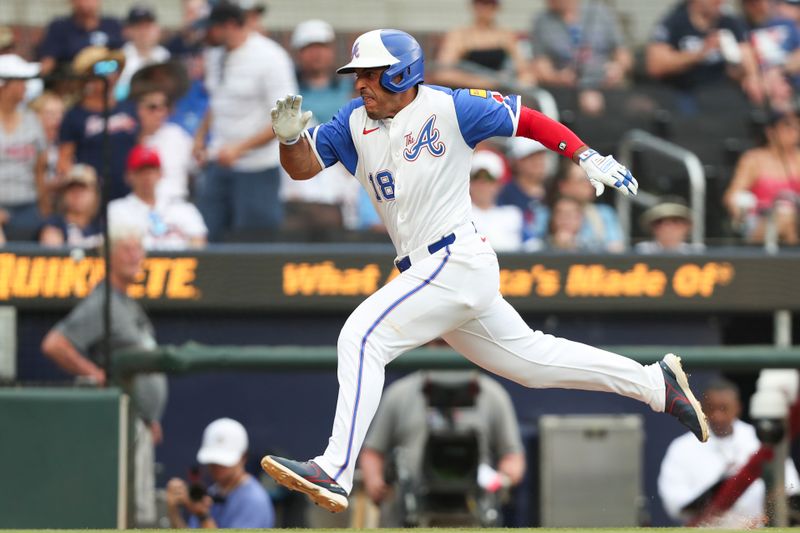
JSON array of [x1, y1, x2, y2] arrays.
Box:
[[314, 229, 666, 493]]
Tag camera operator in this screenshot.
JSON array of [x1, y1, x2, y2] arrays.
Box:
[[166, 418, 274, 528], [358, 370, 526, 526]]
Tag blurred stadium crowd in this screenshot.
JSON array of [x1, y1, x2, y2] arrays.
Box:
[[2, 0, 800, 252]]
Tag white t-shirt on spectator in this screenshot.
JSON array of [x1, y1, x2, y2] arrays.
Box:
[[143, 123, 194, 202], [471, 204, 524, 252], [280, 162, 356, 205], [118, 41, 171, 93], [109, 194, 207, 250], [205, 32, 297, 171], [659, 419, 800, 528]]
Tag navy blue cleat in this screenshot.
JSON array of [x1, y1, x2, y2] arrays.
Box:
[[261, 455, 348, 513], [660, 353, 709, 442]]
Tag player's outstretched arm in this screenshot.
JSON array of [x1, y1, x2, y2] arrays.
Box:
[[515, 106, 637, 197], [272, 94, 322, 181]]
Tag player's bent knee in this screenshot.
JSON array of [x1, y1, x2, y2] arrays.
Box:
[[336, 322, 373, 357], [336, 326, 360, 355], [337, 322, 392, 365]]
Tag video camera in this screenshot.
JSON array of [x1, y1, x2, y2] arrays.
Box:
[[187, 466, 226, 504], [406, 372, 499, 526]]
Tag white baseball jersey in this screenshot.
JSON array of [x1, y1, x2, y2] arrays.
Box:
[[302, 84, 671, 496], [305, 84, 520, 257]]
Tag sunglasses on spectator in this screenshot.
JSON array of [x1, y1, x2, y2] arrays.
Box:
[[143, 102, 168, 111]]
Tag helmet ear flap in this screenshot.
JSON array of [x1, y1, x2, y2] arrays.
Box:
[[380, 56, 423, 93]]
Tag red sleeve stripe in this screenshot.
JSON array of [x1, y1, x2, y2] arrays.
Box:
[[516, 106, 586, 159]]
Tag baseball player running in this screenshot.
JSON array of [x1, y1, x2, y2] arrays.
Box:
[[261, 29, 708, 513]]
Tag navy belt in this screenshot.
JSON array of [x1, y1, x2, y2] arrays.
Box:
[[395, 232, 457, 273]]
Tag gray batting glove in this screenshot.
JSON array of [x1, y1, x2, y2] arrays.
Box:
[[271, 94, 313, 145], [578, 148, 638, 197]]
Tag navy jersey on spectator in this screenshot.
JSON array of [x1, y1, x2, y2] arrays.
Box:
[[40, 213, 103, 249], [651, 2, 747, 90], [37, 16, 124, 65], [59, 101, 138, 200]]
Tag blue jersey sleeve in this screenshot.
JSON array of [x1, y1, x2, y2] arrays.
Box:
[[452, 88, 520, 148], [784, 20, 800, 51], [307, 98, 362, 176]]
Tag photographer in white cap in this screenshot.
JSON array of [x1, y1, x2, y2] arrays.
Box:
[[166, 418, 274, 528]]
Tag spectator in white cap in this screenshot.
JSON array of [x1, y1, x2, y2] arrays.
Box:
[[281, 19, 360, 237], [497, 136, 552, 242], [635, 196, 705, 254], [469, 149, 524, 252], [166, 417, 275, 528], [292, 19, 353, 123], [0, 54, 46, 241]]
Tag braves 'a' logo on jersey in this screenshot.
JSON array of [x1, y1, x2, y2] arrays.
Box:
[[403, 115, 446, 161]]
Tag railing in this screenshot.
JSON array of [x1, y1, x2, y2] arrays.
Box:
[[615, 129, 707, 247], [112, 344, 800, 377]]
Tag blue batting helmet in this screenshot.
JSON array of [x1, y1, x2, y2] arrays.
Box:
[[336, 29, 424, 93]]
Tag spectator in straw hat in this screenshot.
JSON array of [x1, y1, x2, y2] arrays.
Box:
[[39, 163, 103, 249], [37, 0, 124, 76], [635, 196, 705, 254], [57, 46, 138, 201], [0, 54, 46, 241], [0, 26, 15, 54]]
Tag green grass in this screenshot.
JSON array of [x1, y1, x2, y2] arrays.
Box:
[[2, 527, 798, 533]]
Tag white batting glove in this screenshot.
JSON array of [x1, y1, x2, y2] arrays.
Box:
[[271, 94, 313, 145], [578, 148, 638, 197]]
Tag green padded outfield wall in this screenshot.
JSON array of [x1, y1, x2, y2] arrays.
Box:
[[0, 388, 128, 528]]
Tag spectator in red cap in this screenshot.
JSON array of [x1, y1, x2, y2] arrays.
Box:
[[109, 144, 206, 250]]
